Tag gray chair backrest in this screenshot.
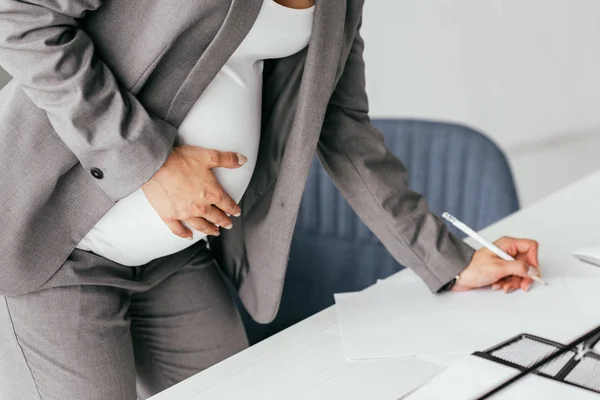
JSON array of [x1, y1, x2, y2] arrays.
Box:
[[241, 119, 519, 344]]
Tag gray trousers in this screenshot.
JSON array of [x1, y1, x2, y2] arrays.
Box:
[[0, 241, 248, 400]]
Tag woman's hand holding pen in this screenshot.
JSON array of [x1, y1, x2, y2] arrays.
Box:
[[452, 237, 541, 293]]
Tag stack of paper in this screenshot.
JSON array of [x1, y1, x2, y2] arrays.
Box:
[[403, 355, 599, 400], [334, 274, 600, 361]]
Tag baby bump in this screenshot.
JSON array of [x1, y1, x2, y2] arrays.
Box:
[[78, 68, 263, 265], [78, 160, 256, 266]]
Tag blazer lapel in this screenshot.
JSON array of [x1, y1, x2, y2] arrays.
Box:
[[164, 0, 263, 127], [244, 0, 347, 214], [284, 0, 347, 161]]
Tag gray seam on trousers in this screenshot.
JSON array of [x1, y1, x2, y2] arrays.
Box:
[[4, 297, 43, 400], [131, 323, 178, 390]]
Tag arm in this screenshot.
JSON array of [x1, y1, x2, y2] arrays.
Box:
[[0, 0, 177, 201], [317, 17, 474, 292]]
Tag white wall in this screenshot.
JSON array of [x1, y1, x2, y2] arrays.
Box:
[[361, 0, 600, 205]]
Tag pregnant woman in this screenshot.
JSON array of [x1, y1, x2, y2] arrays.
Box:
[[0, 1, 541, 399]]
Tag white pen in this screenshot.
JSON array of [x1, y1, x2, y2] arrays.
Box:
[[442, 212, 548, 286]]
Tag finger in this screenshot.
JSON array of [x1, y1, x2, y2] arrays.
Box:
[[165, 220, 193, 239], [523, 241, 540, 270], [516, 255, 542, 280], [504, 284, 517, 294], [503, 276, 522, 294], [527, 265, 542, 279], [198, 205, 232, 229], [520, 277, 533, 292], [494, 236, 540, 268], [500, 260, 531, 279], [493, 276, 514, 290], [209, 187, 241, 217], [184, 217, 220, 236], [200, 173, 241, 217], [492, 276, 511, 290], [205, 149, 247, 169]]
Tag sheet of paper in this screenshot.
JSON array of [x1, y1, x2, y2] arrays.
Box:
[[335, 277, 600, 360], [416, 353, 467, 367], [325, 321, 467, 366], [563, 278, 600, 319], [325, 321, 467, 367], [404, 355, 599, 400]]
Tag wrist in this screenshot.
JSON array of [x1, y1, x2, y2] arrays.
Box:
[[437, 246, 475, 293], [440, 273, 461, 292], [450, 272, 466, 292]]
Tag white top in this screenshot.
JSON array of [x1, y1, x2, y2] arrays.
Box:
[[77, 1, 314, 266], [147, 170, 600, 400]]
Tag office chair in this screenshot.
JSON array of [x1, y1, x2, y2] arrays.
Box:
[[240, 119, 520, 344]]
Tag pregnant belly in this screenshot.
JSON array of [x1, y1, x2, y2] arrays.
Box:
[[77, 69, 262, 266], [76, 164, 256, 266]]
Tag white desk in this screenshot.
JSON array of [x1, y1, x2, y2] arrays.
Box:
[[150, 171, 600, 400]]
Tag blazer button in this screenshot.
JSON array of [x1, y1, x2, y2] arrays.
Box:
[[90, 167, 104, 179]]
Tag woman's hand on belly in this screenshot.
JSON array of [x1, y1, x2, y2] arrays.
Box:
[[142, 145, 246, 239]]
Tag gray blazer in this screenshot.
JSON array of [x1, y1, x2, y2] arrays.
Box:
[[0, 0, 474, 323]]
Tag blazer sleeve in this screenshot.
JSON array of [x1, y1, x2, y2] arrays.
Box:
[[317, 17, 476, 292], [0, 0, 177, 201]]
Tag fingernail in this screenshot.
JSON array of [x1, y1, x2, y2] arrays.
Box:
[[225, 224, 233, 230], [187, 236, 194, 241], [492, 284, 500, 290], [527, 266, 540, 278], [234, 212, 241, 217], [213, 231, 220, 236], [226, 213, 231, 217], [237, 154, 247, 165]]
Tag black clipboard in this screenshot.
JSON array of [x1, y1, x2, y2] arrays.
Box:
[[473, 325, 600, 399]]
